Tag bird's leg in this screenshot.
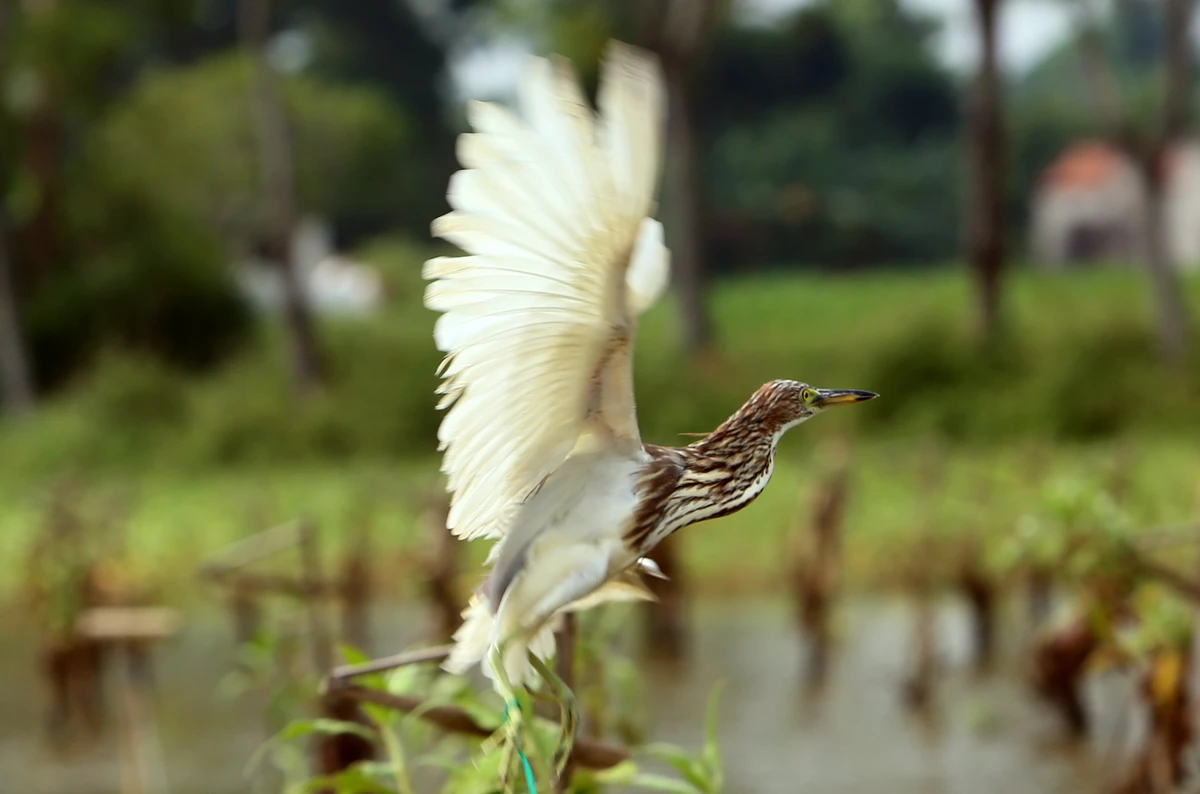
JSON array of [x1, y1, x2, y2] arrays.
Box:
[[529, 653, 577, 780], [481, 641, 530, 791]]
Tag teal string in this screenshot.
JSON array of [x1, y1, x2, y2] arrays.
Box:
[[518, 750, 537, 794], [503, 698, 538, 794]]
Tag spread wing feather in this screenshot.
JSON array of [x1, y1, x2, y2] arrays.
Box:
[[424, 41, 669, 542]]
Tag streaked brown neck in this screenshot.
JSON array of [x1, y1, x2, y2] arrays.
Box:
[[689, 390, 792, 461], [628, 390, 798, 553]]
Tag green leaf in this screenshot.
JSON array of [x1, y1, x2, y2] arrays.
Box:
[[415, 755, 462, 774], [340, 645, 373, 666], [702, 681, 726, 790], [362, 702, 395, 731], [270, 742, 308, 779], [385, 665, 423, 697], [298, 763, 399, 794], [627, 773, 703, 794], [215, 669, 254, 700], [640, 743, 705, 788], [453, 692, 504, 731], [441, 751, 505, 794], [400, 684, 461, 729], [243, 734, 281, 780], [302, 718, 380, 743], [591, 760, 641, 784], [337, 645, 393, 691], [348, 761, 401, 781], [429, 671, 471, 701], [246, 715, 380, 777]]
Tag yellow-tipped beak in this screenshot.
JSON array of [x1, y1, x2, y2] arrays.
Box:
[[813, 388, 878, 408]]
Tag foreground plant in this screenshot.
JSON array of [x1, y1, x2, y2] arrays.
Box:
[[1001, 472, 1200, 790], [246, 640, 726, 794]]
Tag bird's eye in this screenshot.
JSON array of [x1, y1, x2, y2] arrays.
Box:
[[800, 388, 817, 404]]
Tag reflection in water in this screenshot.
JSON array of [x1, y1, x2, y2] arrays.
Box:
[[4, 597, 1130, 794], [640, 597, 1122, 794]]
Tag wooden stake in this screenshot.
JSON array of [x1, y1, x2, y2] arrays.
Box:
[[794, 458, 849, 687], [643, 536, 687, 660], [555, 614, 578, 792]]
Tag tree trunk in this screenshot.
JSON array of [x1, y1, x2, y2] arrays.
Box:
[[0, 220, 34, 422], [1139, 158, 1191, 363], [1161, 0, 1195, 145], [1190, 477, 1200, 772], [424, 498, 461, 645], [0, 1, 35, 416], [1140, 0, 1194, 364], [17, 0, 63, 291], [241, 0, 324, 395], [663, 66, 712, 354], [635, 0, 716, 356], [967, 0, 1006, 344], [554, 614, 577, 793], [1071, 0, 1194, 363]]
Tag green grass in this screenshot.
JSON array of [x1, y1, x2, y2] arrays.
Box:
[[2, 437, 1196, 603], [2, 242, 1199, 601], [4, 243, 1200, 479]]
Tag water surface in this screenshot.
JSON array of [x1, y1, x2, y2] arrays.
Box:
[[4, 596, 1129, 793]]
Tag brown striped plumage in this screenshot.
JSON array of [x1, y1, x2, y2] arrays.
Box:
[[624, 380, 869, 555]]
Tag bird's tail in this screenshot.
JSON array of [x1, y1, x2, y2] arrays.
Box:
[[443, 563, 664, 690], [442, 592, 558, 691]]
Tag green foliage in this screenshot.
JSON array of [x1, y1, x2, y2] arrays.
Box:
[[2, 258, 1200, 605], [222, 628, 321, 749], [244, 634, 727, 794], [2, 0, 137, 122], [993, 472, 1133, 582], [707, 110, 964, 268], [994, 464, 1197, 701], [575, 608, 650, 745], [67, 352, 189, 464], [0, 436, 1196, 604], [23, 189, 252, 388], [1016, 0, 1172, 132], [171, 309, 443, 467], [4, 261, 1200, 475], [705, 0, 961, 270], [486, 0, 619, 83], [90, 51, 413, 247], [485, 0, 963, 268], [2, 3, 257, 390], [635, 683, 725, 794], [1121, 588, 1195, 658]]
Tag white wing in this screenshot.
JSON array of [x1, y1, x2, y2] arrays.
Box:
[[424, 41, 670, 542]]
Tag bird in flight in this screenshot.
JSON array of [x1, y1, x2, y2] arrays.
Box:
[[423, 40, 876, 784]]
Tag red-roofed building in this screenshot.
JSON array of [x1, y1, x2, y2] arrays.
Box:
[[1030, 139, 1200, 270]]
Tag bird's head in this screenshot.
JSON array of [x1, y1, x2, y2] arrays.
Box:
[[690, 379, 878, 451], [759, 379, 878, 432]]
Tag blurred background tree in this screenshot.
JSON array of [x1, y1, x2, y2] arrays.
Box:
[[702, 0, 961, 272], [0, 0, 1193, 445]]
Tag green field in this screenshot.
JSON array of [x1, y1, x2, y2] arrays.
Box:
[[2, 245, 1199, 602], [2, 439, 1198, 603]]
